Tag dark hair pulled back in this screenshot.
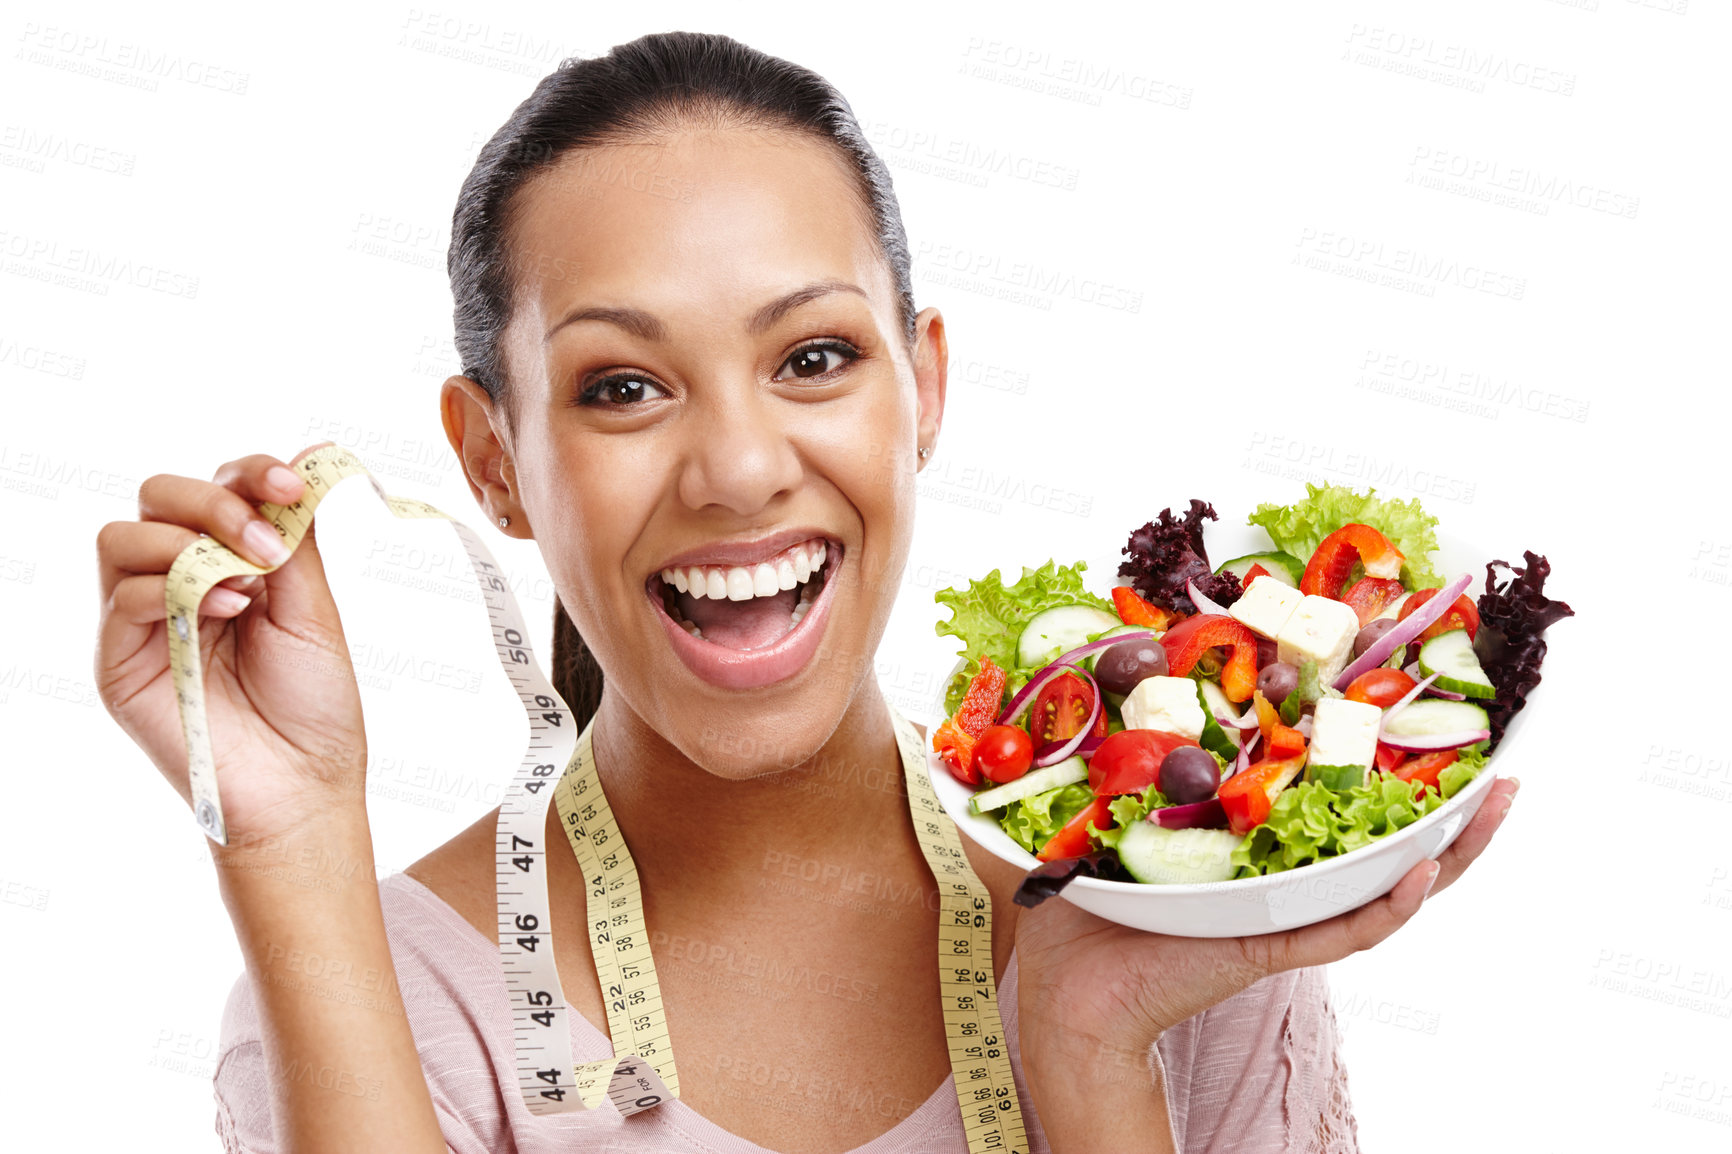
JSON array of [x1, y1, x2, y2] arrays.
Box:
[[447, 31, 916, 730]]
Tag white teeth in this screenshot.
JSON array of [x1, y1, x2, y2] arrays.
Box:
[[725, 568, 754, 601], [662, 538, 832, 616]]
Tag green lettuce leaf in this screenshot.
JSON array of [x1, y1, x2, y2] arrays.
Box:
[[1093, 784, 1171, 852], [999, 781, 1095, 855], [1246, 483, 1444, 589], [1229, 745, 1490, 877], [936, 560, 1114, 714]]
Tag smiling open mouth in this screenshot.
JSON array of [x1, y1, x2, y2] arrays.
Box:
[[648, 537, 838, 651]]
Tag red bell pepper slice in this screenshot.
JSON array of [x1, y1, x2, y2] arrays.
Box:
[[1218, 753, 1308, 834], [1301, 524, 1406, 599], [1160, 614, 1259, 703], [1036, 796, 1116, 862], [1341, 576, 1407, 626], [1267, 723, 1307, 760], [1244, 563, 1272, 584], [1111, 585, 1171, 629], [932, 658, 1007, 785], [1394, 750, 1459, 793]]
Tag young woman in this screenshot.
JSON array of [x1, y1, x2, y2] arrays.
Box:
[[94, 31, 1515, 1154]]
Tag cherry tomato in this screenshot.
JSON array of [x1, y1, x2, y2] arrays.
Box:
[[1399, 587, 1480, 643], [1086, 728, 1200, 796], [1029, 672, 1107, 747], [1345, 668, 1418, 708], [974, 724, 1034, 784]]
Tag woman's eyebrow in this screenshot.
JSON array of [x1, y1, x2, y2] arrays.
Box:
[[543, 280, 868, 344]]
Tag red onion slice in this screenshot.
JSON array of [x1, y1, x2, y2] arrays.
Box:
[[1215, 711, 1260, 731], [1151, 797, 1228, 830], [1187, 578, 1230, 617], [995, 631, 1159, 726], [1031, 666, 1104, 767], [1380, 729, 1491, 753], [1331, 572, 1473, 691], [1227, 729, 1261, 779]]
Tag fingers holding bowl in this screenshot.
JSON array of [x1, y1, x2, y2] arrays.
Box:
[[1429, 775, 1519, 897]]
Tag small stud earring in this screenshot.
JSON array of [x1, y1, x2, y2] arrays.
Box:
[[917, 445, 932, 460], [499, 515, 511, 528]]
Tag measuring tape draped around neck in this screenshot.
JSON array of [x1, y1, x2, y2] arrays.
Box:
[[166, 444, 1028, 1151]]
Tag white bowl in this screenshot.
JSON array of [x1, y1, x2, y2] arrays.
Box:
[[928, 524, 1526, 937]]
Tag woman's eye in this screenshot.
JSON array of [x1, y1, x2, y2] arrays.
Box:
[[776, 342, 858, 381], [578, 375, 666, 407]]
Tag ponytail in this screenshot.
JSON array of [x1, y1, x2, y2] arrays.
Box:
[[550, 596, 605, 732]]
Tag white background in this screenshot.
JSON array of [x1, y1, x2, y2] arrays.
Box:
[[3, 0, 1728, 1150]]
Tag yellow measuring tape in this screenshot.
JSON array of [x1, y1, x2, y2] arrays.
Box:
[[165, 443, 1026, 1150]]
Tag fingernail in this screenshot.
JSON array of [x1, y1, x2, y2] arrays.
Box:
[[1422, 861, 1440, 897], [266, 465, 302, 494], [206, 587, 252, 615], [243, 520, 292, 567], [1506, 776, 1521, 795], [1496, 799, 1514, 827]]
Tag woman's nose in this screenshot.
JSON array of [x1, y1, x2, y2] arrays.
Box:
[[674, 384, 804, 517]]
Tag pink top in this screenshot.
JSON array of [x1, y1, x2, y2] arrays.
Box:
[[214, 873, 1359, 1153]]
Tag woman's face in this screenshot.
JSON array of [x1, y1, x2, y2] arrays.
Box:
[[444, 125, 946, 778]]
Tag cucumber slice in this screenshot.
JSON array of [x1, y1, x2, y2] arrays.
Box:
[[1216, 551, 1304, 588], [1195, 678, 1241, 762], [1115, 823, 1244, 885], [1381, 699, 1491, 738], [1417, 629, 1496, 699], [969, 756, 1089, 813], [1017, 605, 1121, 669]]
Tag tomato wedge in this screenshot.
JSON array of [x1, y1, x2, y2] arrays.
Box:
[[1399, 587, 1481, 643], [1029, 671, 1107, 746], [1111, 585, 1171, 629], [1393, 750, 1459, 793], [1374, 742, 1409, 776], [1086, 728, 1201, 796], [1036, 796, 1115, 862], [1341, 576, 1406, 626], [1301, 524, 1405, 599]]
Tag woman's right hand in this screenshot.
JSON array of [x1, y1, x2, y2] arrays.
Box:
[[95, 442, 370, 845]]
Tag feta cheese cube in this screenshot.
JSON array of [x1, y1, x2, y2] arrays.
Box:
[[1309, 697, 1383, 771], [1228, 576, 1305, 640], [1276, 595, 1361, 686], [1121, 675, 1206, 741]]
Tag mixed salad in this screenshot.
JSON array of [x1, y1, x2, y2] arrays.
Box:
[[930, 483, 1572, 888]]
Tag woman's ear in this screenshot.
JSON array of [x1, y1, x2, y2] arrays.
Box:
[[911, 306, 947, 470], [441, 375, 527, 535]]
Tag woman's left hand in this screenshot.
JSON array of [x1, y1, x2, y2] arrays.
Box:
[[1012, 776, 1518, 1145]]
